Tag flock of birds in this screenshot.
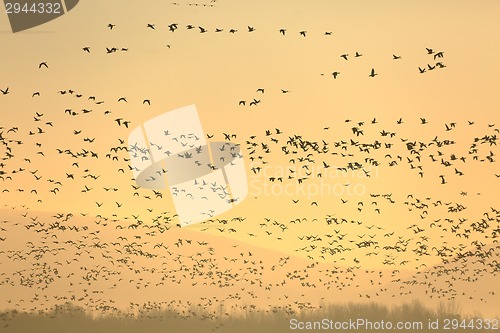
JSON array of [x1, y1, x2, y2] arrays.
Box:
[[0, 9, 499, 330], [73, 20, 450, 87]]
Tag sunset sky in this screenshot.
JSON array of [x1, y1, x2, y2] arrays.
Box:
[[0, 0, 499, 319]]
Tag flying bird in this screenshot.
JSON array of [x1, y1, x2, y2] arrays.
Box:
[[434, 51, 444, 59], [168, 23, 178, 32]]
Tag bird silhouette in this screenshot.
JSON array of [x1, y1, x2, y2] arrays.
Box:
[[169, 23, 178, 32]]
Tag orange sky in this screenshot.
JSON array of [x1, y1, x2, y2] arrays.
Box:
[[1, 0, 499, 255], [0, 0, 499, 317]]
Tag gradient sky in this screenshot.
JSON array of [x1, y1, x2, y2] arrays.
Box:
[[0, 0, 499, 315]]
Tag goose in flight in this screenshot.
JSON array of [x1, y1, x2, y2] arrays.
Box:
[[299, 31, 307, 37], [247, 26, 255, 32], [279, 29, 286, 35], [340, 54, 348, 60], [39, 62, 48, 68], [434, 51, 444, 59], [368, 68, 377, 77], [147, 23, 155, 30], [107, 23, 115, 30], [0, 87, 9, 95], [332, 72, 340, 79], [392, 54, 402, 60]]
